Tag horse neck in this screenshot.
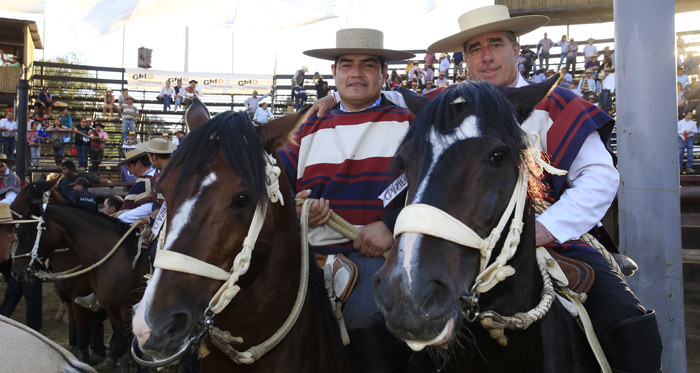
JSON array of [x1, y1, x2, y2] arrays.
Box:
[[45, 206, 124, 267]]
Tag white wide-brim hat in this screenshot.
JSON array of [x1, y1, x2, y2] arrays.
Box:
[[0, 203, 40, 224], [428, 5, 549, 53], [136, 137, 177, 154], [304, 28, 415, 61]]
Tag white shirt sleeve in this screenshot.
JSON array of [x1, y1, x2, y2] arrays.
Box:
[[0, 190, 17, 205], [536, 131, 619, 242], [117, 203, 153, 223]]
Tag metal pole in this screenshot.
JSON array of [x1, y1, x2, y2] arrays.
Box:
[[232, 30, 234, 74], [122, 24, 126, 68], [184, 27, 189, 73], [614, 1, 687, 372], [16, 80, 29, 182]]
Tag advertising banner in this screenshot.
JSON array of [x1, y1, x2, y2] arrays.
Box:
[[125, 68, 273, 94]]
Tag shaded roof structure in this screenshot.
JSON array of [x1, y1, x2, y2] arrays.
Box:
[[0, 17, 43, 49], [497, 0, 700, 26]]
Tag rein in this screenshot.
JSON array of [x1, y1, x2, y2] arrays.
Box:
[[134, 152, 310, 366], [394, 132, 567, 346]]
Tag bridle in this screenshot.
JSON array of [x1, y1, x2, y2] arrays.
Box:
[[133, 151, 311, 367], [10, 189, 51, 263]]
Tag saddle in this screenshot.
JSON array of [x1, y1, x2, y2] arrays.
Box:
[[545, 248, 595, 295]]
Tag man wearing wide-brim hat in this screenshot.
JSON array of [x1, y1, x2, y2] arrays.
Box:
[[0, 154, 21, 205], [116, 148, 157, 220], [283, 29, 434, 372], [392, 4, 659, 372], [0, 202, 38, 262], [578, 68, 598, 96], [600, 66, 616, 115]]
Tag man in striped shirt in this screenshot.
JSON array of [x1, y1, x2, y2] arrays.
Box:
[[117, 96, 139, 141], [278, 29, 434, 372]]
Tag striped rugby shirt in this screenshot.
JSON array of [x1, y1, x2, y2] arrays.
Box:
[[278, 98, 413, 255]]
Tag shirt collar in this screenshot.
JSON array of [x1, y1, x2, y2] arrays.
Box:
[[339, 96, 382, 113]]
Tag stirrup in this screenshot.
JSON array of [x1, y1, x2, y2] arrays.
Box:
[[74, 293, 102, 312]]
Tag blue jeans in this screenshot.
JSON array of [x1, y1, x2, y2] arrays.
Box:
[[680, 137, 695, 170], [2, 137, 15, 158], [76, 145, 88, 169], [122, 119, 135, 141], [294, 92, 307, 110], [557, 52, 567, 70], [599, 89, 612, 114], [53, 145, 64, 164], [539, 51, 550, 70], [29, 146, 40, 167], [163, 95, 171, 111], [174, 97, 182, 109]]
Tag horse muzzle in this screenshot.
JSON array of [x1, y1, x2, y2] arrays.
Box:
[[403, 317, 456, 352]]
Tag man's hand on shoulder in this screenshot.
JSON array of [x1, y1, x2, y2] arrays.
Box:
[[354, 221, 393, 258], [302, 95, 336, 123], [295, 189, 332, 227]]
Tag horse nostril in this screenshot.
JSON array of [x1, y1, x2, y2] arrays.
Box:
[[422, 278, 451, 313], [165, 312, 190, 339]]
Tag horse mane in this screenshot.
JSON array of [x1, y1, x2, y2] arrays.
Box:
[[158, 111, 268, 204], [399, 82, 545, 200], [46, 203, 141, 260]]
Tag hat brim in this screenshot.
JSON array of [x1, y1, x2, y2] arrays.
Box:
[[427, 15, 550, 53], [0, 219, 40, 224], [117, 149, 146, 166], [135, 142, 177, 154], [0, 158, 16, 163], [303, 48, 415, 61]]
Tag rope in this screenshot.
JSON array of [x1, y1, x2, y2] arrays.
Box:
[[33, 221, 142, 281], [210, 199, 311, 364], [295, 199, 360, 241]]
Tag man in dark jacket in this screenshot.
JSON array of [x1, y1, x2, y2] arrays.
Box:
[[68, 178, 98, 211]]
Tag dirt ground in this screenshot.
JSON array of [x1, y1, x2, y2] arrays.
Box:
[[0, 279, 122, 373]]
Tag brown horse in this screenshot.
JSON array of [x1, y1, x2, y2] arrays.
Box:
[[131, 108, 353, 372], [10, 178, 101, 364], [11, 200, 151, 373], [373, 79, 600, 372]]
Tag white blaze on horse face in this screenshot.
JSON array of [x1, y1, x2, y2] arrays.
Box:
[[399, 232, 422, 289], [162, 172, 218, 252], [412, 115, 480, 204], [138, 172, 218, 329]]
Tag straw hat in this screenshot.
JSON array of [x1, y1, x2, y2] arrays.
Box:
[[304, 28, 415, 61], [428, 5, 549, 53], [0, 203, 39, 224], [584, 68, 594, 73], [118, 148, 146, 166], [136, 137, 177, 154], [604, 66, 614, 71], [0, 154, 15, 164], [302, 66, 308, 72]]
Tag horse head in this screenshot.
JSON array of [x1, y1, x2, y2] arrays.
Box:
[[11, 178, 61, 216], [132, 108, 307, 364], [374, 76, 558, 355]]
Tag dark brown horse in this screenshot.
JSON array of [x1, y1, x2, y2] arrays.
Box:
[[10, 178, 100, 364], [11, 201, 151, 373], [373, 79, 600, 372], [131, 108, 353, 372]]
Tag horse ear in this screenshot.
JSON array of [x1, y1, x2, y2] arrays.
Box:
[[184, 98, 210, 131], [46, 177, 58, 190], [257, 105, 310, 152], [505, 73, 560, 124], [398, 87, 431, 115]]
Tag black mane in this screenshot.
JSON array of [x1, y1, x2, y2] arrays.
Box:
[[159, 111, 268, 204], [403, 82, 528, 168]]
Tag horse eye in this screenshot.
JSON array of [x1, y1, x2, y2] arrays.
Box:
[[231, 193, 251, 208], [490, 151, 507, 166]]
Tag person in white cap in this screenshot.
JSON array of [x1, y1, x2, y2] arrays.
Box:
[[279, 28, 434, 372]]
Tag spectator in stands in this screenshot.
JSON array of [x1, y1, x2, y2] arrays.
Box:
[[118, 88, 129, 109], [172, 80, 185, 111], [683, 54, 698, 76], [518, 50, 532, 78], [58, 107, 72, 129], [569, 81, 583, 97], [117, 97, 138, 141], [584, 54, 601, 75], [684, 77, 700, 114], [48, 118, 67, 166], [422, 81, 435, 96], [123, 130, 140, 149], [27, 121, 40, 169], [565, 37, 578, 75], [435, 72, 448, 86], [559, 67, 573, 87], [408, 61, 424, 85], [405, 60, 414, 75], [313, 72, 328, 99], [72, 119, 90, 170], [424, 52, 436, 67], [243, 90, 271, 118], [531, 68, 546, 83], [56, 160, 107, 197], [423, 64, 434, 83], [679, 110, 697, 173], [602, 46, 613, 59], [523, 45, 536, 70], [183, 80, 203, 107], [172, 130, 184, 147], [452, 51, 464, 83], [68, 177, 98, 211], [103, 88, 116, 119], [600, 67, 616, 114], [439, 53, 451, 79], [317, 81, 330, 99], [292, 66, 308, 87], [679, 82, 687, 119], [254, 102, 273, 124], [101, 195, 124, 216], [158, 80, 174, 112], [537, 32, 555, 70], [601, 55, 613, 70], [677, 68, 690, 89], [388, 70, 402, 90], [0, 155, 20, 204], [0, 52, 21, 67], [89, 123, 108, 172], [291, 84, 307, 111], [556, 35, 570, 71], [583, 38, 598, 62], [578, 68, 598, 97], [0, 111, 17, 158], [410, 81, 418, 93], [37, 87, 53, 116]]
